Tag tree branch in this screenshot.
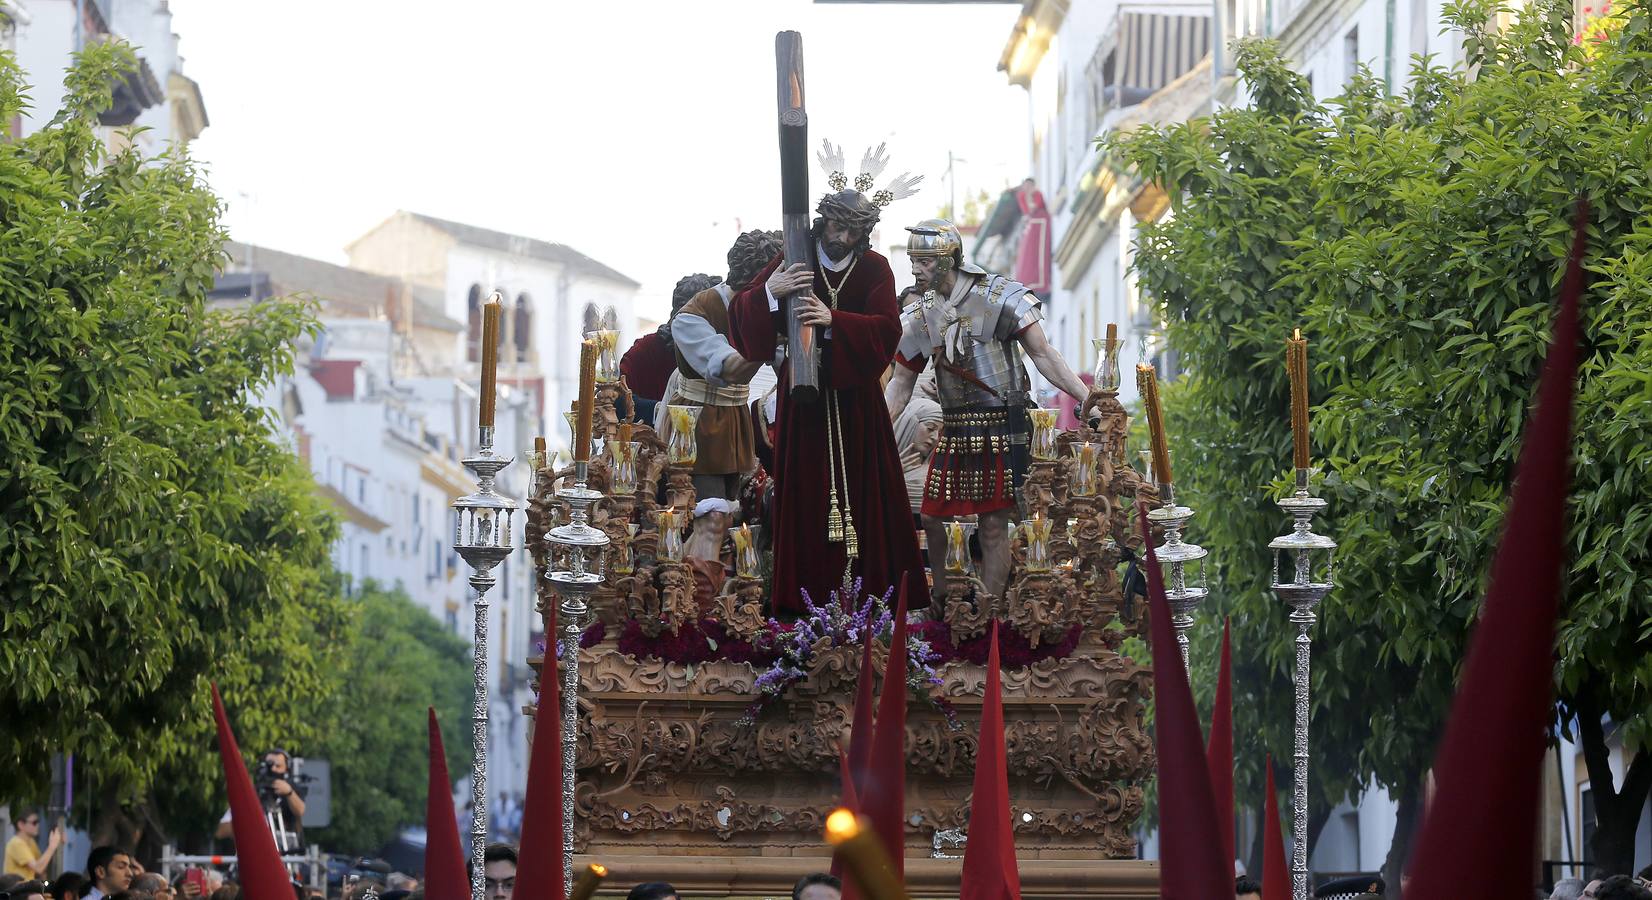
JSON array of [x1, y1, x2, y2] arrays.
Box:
[[1619, 746, 1652, 821], [1576, 689, 1618, 807]]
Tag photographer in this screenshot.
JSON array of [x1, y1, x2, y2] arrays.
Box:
[[215, 749, 307, 850]]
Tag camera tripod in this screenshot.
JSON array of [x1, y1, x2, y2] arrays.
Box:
[[265, 800, 298, 853]]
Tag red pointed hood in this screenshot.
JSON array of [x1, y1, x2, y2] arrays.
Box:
[[423, 707, 469, 899], [862, 581, 910, 881], [1137, 507, 1232, 899], [1403, 204, 1587, 897], [1261, 758, 1290, 900], [959, 621, 1021, 900], [210, 684, 296, 900], [513, 603, 567, 900], [848, 628, 878, 797]]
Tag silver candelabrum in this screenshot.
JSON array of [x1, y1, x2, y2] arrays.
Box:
[[1268, 467, 1336, 900], [544, 458, 608, 888], [451, 425, 517, 900], [1147, 483, 1209, 674]]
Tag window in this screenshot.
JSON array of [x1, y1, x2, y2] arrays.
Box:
[[466, 284, 483, 362], [1344, 27, 1360, 87], [514, 293, 532, 362]]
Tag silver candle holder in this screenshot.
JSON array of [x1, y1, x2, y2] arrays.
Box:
[[451, 425, 517, 900], [1146, 483, 1209, 674], [1268, 467, 1335, 900], [544, 459, 609, 888]]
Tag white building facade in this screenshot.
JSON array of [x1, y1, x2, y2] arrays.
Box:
[[345, 210, 642, 458], [992, 0, 1476, 880], [216, 220, 636, 840], [10, 0, 207, 148]]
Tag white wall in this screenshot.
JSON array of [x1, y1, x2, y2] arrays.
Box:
[[14, 0, 195, 146], [12, 0, 75, 135]]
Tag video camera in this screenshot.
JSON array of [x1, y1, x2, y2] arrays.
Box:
[[256, 750, 314, 807]]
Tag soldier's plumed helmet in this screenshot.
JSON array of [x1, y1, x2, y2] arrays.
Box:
[[816, 189, 882, 234], [906, 218, 965, 272]]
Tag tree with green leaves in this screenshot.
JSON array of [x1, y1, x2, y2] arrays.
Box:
[[0, 43, 349, 851], [1108, 0, 1652, 882], [305, 583, 474, 856]]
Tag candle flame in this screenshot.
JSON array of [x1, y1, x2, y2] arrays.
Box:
[[589, 864, 608, 877], [825, 807, 860, 844]]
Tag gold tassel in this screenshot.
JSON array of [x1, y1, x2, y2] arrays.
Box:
[[828, 392, 857, 558]]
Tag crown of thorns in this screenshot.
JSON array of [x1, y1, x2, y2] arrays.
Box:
[[816, 140, 924, 209]]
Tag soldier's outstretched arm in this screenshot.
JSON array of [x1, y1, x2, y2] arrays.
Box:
[[1019, 321, 1091, 405], [885, 361, 919, 419]]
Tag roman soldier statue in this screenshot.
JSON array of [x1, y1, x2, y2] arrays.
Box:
[[885, 218, 1098, 600]]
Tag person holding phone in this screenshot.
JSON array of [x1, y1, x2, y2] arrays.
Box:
[[4, 810, 62, 880]]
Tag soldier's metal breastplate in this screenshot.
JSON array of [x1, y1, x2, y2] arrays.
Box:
[[929, 276, 1034, 409]]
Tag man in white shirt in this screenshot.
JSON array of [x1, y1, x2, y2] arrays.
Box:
[[668, 230, 784, 501]]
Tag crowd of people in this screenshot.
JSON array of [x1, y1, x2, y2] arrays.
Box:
[[1222, 865, 1652, 899], [1546, 869, 1652, 900], [2, 827, 845, 900]]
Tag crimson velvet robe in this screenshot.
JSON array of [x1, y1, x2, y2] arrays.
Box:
[[730, 251, 926, 614]]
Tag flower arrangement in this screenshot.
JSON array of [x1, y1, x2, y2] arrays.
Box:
[[739, 579, 958, 728]]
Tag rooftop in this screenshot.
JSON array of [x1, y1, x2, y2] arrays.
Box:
[[216, 242, 463, 333], [403, 212, 641, 288]]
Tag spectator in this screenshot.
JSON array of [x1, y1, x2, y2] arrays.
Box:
[[48, 872, 87, 900], [1639, 865, 1652, 889], [1552, 877, 1587, 900], [206, 886, 238, 900], [385, 873, 416, 892], [792, 873, 841, 900], [84, 847, 134, 900], [5, 810, 64, 880], [3, 880, 48, 900], [132, 874, 172, 900], [1596, 875, 1652, 900], [1235, 875, 1262, 900], [625, 884, 678, 900], [482, 843, 515, 900], [0, 876, 21, 893]]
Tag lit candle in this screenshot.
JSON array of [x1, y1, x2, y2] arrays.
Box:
[[1136, 364, 1173, 485], [823, 808, 911, 900], [479, 293, 502, 427], [569, 863, 609, 900], [575, 339, 597, 462], [1287, 328, 1310, 470]]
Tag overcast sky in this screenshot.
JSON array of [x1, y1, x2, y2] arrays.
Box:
[[165, 0, 1032, 320]]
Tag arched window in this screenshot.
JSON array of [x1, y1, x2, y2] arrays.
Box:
[[514, 293, 532, 362], [466, 284, 483, 362], [582, 303, 600, 335]]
